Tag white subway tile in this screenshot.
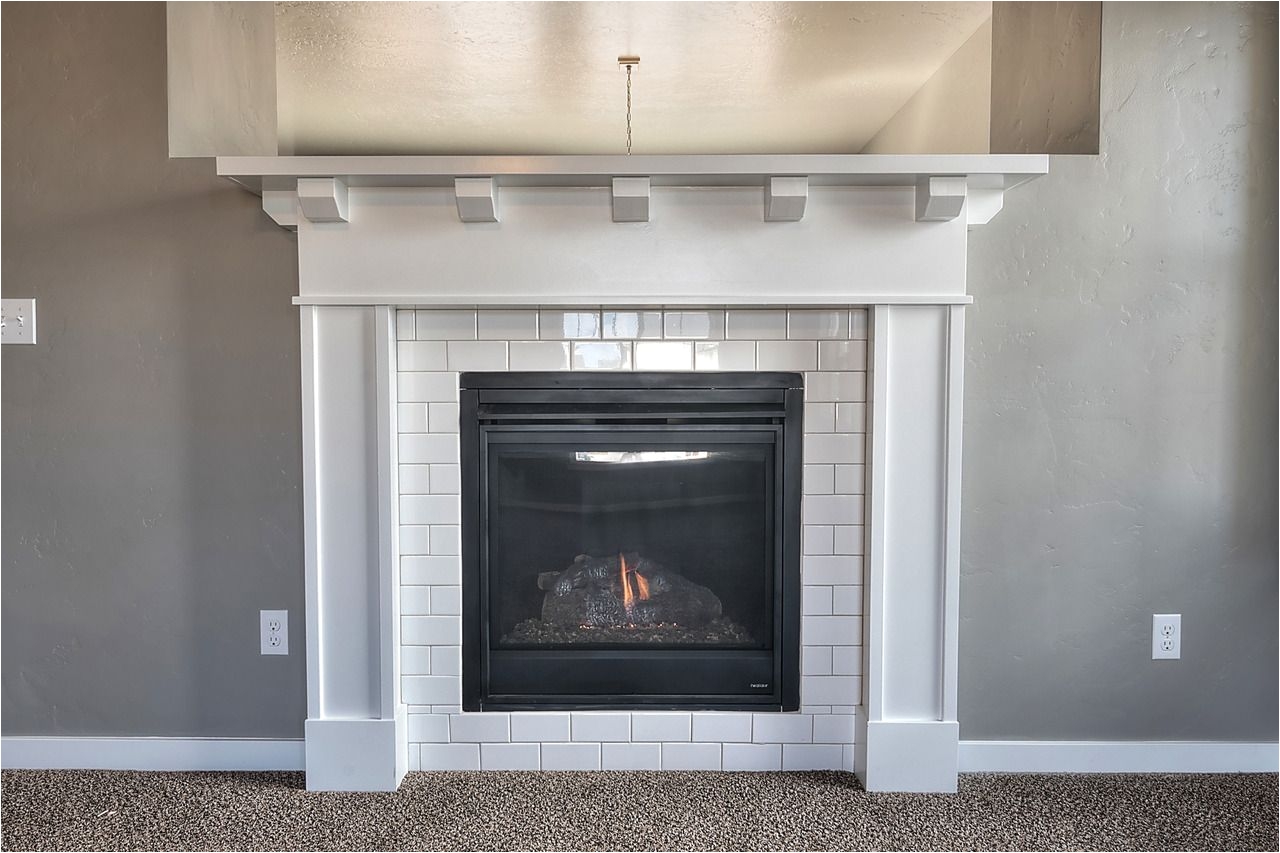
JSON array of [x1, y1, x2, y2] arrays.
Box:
[[662, 743, 722, 770], [844, 744, 857, 772], [431, 705, 462, 715], [694, 341, 756, 370], [416, 310, 476, 340], [757, 340, 817, 371], [635, 341, 693, 370], [804, 617, 861, 647], [399, 433, 459, 464], [477, 310, 538, 340], [400, 494, 460, 526], [602, 311, 662, 339], [788, 310, 849, 340], [430, 586, 461, 615], [402, 555, 461, 585], [833, 526, 863, 556], [511, 712, 571, 742], [723, 743, 782, 771], [782, 743, 844, 770], [402, 676, 460, 705], [831, 647, 861, 676], [571, 712, 630, 742], [400, 526, 432, 556], [447, 340, 508, 371], [805, 372, 865, 403], [398, 341, 449, 372], [407, 745, 423, 772], [399, 372, 459, 403], [802, 555, 859, 585], [818, 340, 868, 371], [802, 585, 833, 616], [832, 585, 862, 615], [541, 743, 601, 770], [803, 403, 835, 433], [431, 646, 462, 675], [572, 342, 632, 370], [427, 403, 460, 433], [602, 743, 660, 770], [539, 310, 600, 340], [420, 743, 479, 770], [402, 646, 432, 675], [801, 706, 832, 716], [804, 676, 859, 705], [813, 714, 856, 744], [482, 743, 540, 770], [752, 714, 812, 743], [396, 310, 415, 341], [402, 616, 460, 646], [400, 464, 432, 495], [401, 586, 431, 616], [690, 712, 752, 743], [510, 341, 571, 370], [804, 495, 863, 526], [663, 310, 724, 340], [803, 465, 835, 496], [802, 525, 835, 556], [835, 403, 867, 434], [397, 402, 429, 433], [429, 464, 461, 495], [833, 464, 863, 496], [451, 713, 510, 743], [802, 645, 833, 676], [430, 525, 461, 555], [632, 713, 691, 742], [408, 713, 449, 743], [726, 310, 787, 340], [803, 434, 862, 465], [850, 309, 869, 340]]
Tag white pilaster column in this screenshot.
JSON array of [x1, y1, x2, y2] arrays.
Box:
[[301, 304, 406, 791], [856, 304, 964, 792]]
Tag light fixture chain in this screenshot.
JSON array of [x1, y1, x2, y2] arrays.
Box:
[[625, 63, 633, 155]]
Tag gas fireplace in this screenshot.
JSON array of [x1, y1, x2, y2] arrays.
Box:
[[460, 372, 803, 711]]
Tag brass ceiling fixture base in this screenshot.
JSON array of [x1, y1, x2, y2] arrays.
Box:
[[617, 56, 640, 67]]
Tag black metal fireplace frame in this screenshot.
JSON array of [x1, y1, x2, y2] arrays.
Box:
[[460, 371, 802, 711]]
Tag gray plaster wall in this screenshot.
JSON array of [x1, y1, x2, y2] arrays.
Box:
[[962, 2, 1278, 741], [1, 3, 305, 737]]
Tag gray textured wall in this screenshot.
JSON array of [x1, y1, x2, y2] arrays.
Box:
[[1, 3, 305, 737], [962, 2, 1278, 740]]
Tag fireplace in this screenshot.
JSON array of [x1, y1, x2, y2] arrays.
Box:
[[460, 372, 802, 711]]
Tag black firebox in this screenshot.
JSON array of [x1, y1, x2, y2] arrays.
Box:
[[460, 372, 802, 711]]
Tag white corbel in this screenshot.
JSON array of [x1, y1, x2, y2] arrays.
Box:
[[765, 176, 808, 222], [914, 176, 967, 222], [262, 190, 298, 231], [297, 177, 349, 223], [454, 177, 499, 222], [612, 177, 650, 222]]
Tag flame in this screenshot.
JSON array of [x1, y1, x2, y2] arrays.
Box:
[[618, 553, 651, 622]]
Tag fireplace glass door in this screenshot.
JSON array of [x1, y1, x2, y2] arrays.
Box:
[[461, 372, 801, 711]]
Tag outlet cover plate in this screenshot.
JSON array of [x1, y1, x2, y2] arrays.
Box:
[[260, 609, 289, 655], [1, 299, 36, 345], [1152, 613, 1181, 660]]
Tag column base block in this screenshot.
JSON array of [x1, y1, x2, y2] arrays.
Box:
[[305, 706, 407, 791], [857, 719, 959, 792]]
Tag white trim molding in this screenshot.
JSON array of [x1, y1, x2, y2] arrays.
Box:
[[1, 737, 304, 771], [959, 740, 1280, 774]]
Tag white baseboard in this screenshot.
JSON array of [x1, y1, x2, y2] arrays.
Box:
[[959, 740, 1278, 774], [1, 737, 305, 771]]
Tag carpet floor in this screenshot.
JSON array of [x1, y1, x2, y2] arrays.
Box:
[[1, 770, 1275, 851]]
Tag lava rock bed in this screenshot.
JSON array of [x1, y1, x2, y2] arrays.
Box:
[[501, 617, 756, 646]]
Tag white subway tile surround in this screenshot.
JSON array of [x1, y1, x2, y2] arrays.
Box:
[[397, 308, 867, 771]]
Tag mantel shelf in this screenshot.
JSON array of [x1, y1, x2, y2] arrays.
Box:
[[217, 153, 1049, 193]]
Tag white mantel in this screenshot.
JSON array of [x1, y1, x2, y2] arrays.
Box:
[[220, 154, 1046, 792]]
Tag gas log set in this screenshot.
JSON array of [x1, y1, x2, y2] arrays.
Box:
[[502, 552, 755, 646]]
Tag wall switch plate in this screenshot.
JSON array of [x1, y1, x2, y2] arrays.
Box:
[[260, 609, 288, 655], [1, 299, 36, 344], [1152, 613, 1181, 659]]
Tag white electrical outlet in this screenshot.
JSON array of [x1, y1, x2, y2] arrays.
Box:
[[1152, 613, 1181, 659], [260, 609, 288, 655], [1, 298, 37, 345]]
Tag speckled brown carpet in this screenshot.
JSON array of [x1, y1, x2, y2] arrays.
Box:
[[1, 770, 1275, 851]]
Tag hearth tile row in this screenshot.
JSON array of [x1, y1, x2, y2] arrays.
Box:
[[412, 740, 852, 772]]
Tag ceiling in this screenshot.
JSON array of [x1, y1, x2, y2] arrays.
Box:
[[273, 1, 992, 156]]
